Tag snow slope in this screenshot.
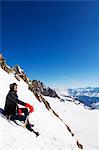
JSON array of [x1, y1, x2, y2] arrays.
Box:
[[0, 67, 81, 150], [44, 96, 99, 150]]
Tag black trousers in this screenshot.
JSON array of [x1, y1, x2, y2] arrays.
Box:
[[10, 108, 29, 122]]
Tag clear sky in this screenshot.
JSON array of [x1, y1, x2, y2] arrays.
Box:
[[1, 1, 99, 88]]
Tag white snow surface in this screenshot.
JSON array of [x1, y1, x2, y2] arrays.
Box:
[[55, 88, 69, 97], [0, 67, 80, 150], [44, 96, 99, 150]]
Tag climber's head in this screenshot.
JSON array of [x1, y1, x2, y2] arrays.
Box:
[[10, 83, 18, 92]]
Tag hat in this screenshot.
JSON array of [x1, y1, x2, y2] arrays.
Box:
[[10, 83, 17, 91]]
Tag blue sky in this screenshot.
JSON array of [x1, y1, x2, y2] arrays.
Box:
[[1, 1, 99, 88]]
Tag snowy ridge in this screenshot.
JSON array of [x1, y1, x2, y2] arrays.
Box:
[[0, 66, 83, 150]]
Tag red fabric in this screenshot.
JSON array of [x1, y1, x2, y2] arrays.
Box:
[[18, 108, 22, 115], [25, 103, 34, 113]]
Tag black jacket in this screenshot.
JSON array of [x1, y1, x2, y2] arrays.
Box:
[[4, 90, 26, 116]]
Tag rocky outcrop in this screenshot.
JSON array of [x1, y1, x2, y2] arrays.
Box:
[[0, 55, 59, 99], [13, 64, 29, 84], [28, 80, 60, 98], [0, 53, 12, 73]]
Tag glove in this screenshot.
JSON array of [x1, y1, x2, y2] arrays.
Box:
[[25, 103, 34, 113], [18, 108, 22, 115]]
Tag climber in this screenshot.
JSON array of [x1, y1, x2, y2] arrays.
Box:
[[4, 83, 39, 137]]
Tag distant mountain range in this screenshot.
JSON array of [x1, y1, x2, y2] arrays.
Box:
[[55, 87, 99, 108], [67, 87, 99, 97]]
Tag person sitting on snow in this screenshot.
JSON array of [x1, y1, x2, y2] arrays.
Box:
[[4, 83, 39, 137]]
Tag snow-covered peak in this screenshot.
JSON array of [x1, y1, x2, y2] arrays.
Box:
[[55, 88, 69, 97], [14, 64, 24, 74]]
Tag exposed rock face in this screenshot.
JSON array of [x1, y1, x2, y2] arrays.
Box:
[[13, 64, 29, 83], [0, 53, 12, 73], [29, 80, 60, 98], [0, 56, 59, 98]]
